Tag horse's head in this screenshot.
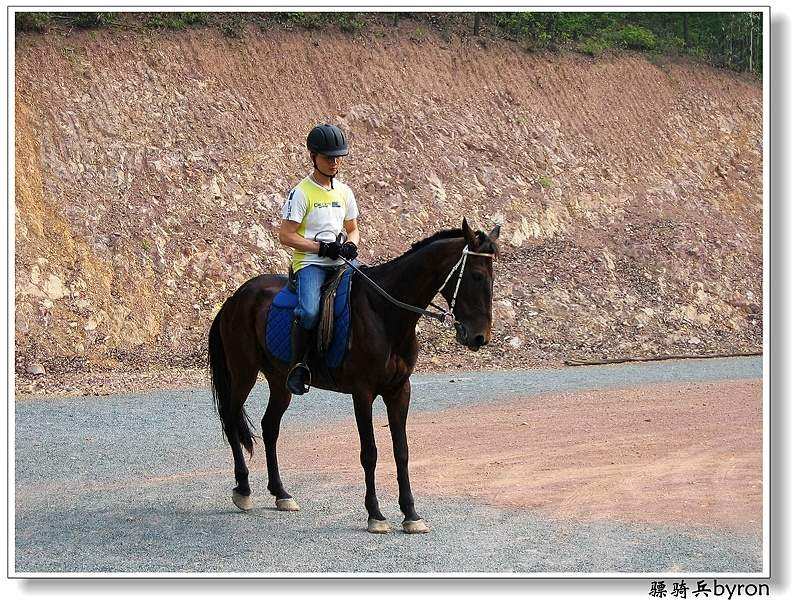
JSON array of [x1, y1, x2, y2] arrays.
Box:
[[440, 218, 500, 351]]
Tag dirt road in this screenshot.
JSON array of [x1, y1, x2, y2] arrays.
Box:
[[13, 356, 764, 574]]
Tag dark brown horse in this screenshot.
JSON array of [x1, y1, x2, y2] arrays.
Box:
[[208, 218, 500, 534]]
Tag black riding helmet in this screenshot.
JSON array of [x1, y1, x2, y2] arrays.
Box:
[[306, 124, 349, 157]]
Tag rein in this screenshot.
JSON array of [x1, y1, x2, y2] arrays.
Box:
[[340, 245, 495, 326]]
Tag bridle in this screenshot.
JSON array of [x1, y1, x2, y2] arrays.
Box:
[[428, 245, 495, 326], [340, 244, 495, 327]]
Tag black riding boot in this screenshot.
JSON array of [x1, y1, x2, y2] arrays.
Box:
[[286, 319, 313, 395]]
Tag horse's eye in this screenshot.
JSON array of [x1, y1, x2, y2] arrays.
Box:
[[471, 271, 485, 283]]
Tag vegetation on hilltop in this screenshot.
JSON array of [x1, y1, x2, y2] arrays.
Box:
[[15, 11, 764, 75]]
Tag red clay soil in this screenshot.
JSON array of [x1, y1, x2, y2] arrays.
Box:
[[278, 379, 763, 533], [15, 26, 762, 386]]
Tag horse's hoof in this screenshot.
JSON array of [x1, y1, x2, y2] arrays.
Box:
[[232, 491, 254, 512], [367, 518, 392, 534], [402, 519, 430, 534], [276, 497, 300, 512]]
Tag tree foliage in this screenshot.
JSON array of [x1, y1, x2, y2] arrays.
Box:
[[488, 12, 763, 74], [14, 11, 764, 75]]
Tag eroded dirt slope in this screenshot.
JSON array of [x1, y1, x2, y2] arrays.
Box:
[[14, 22, 763, 391]]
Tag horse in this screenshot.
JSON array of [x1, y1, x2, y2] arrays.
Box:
[[208, 218, 500, 534]]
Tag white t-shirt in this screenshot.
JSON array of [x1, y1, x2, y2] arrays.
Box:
[[281, 175, 359, 271]]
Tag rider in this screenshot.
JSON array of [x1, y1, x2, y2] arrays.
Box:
[[278, 124, 360, 395]]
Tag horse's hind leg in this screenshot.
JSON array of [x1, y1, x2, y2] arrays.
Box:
[[262, 379, 299, 511], [227, 369, 258, 512]]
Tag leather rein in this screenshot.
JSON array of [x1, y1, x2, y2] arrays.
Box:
[[340, 245, 495, 326]]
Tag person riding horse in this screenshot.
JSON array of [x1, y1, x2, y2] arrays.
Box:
[[211, 215, 499, 529], [278, 124, 360, 395]]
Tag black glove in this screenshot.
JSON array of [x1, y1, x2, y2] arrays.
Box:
[[318, 240, 342, 259], [340, 241, 358, 260]]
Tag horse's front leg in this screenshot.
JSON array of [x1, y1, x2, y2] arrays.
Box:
[[352, 389, 391, 534], [384, 379, 430, 534]]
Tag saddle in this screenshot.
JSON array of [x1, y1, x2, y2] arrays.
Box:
[[266, 264, 355, 368], [287, 264, 349, 354]]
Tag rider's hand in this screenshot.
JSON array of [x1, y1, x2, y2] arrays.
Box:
[[340, 241, 358, 260], [318, 240, 342, 259]]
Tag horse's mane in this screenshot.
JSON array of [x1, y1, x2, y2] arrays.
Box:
[[368, 227, 497, 271]]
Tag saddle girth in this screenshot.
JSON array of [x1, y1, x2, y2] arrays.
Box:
[[317, 265, 348, 354]]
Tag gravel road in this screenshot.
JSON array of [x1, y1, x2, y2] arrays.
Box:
[[14, 356, 764, 575]]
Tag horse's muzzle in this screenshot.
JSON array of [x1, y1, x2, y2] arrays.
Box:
[[467, 334, 489, 351], [456, 323, 490, 351]]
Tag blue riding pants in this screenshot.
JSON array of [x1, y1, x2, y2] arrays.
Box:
[[294, 265, 332, 330]]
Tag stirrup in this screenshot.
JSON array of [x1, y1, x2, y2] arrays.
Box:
[[286, 363, 311, 395]]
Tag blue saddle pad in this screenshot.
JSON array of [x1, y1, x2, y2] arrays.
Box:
[[266, 267, 354, 368]]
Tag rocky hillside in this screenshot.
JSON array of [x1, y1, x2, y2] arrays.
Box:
[[14, 21, 763, 393]]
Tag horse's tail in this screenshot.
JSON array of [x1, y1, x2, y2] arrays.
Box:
[[208, 304, 256, 456]]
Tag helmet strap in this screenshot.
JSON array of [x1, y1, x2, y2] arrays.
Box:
[[311, 153, 335, 187]]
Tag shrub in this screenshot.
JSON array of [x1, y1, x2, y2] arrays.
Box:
[[298, 12, 326, 30], [606, 24, 657, 50], [179, 12, 209, 26], [275, 12, 326, 30], [145, 12, 210, 30], [219, 13, 247, 38], [144, 13, 182, 30], [656, 35, 685, 53], [337, 13, 366, 33], [15, 12, 52, 32], [578, 37, 610, 56], [686, 45, 709, 61], [493, 12, 541, 37], [522, 28, 553, 51], [71, 12, 117, 28]]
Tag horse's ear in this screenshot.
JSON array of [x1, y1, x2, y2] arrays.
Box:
[[488, 224, 501, 241], [462, 217, 478, 249]]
